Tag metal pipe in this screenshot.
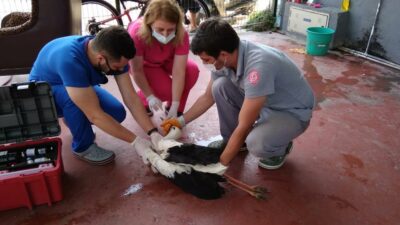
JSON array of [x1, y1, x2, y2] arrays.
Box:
[[365, 0, 383, 54], [339, 47, 400, 71]]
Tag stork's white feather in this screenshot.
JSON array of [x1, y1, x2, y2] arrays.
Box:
[[157, 139, 182, 154], [164, 126, 182, 140], [135, 126, 227, 179], [190, 163, 228, 175], [135, 145, 190, 177], [157, 126, 183, 157], [135, 144, 152, 165]]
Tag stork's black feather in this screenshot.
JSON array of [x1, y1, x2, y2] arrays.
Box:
[[170, 170, 226, 200], [146, 139, 227, 200], [161, 143, 227, 200], [164, 143, 223, 165]]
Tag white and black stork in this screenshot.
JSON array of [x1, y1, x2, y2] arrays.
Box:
[[135, 127, 268, 200]]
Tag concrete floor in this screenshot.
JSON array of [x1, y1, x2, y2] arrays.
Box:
[[1, 31, 400, 225]]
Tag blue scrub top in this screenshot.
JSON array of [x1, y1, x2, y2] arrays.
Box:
[[30, 35, 115, 87]]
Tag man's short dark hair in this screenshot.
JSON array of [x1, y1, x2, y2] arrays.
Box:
[[92, 26, 136, 61], [190, 17, 239, 58]]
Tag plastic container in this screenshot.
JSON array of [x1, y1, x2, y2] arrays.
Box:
[[0, 82, 63, 211], [306, 27, 335, 56]]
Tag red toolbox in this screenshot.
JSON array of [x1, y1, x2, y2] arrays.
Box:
[[0, 82, 63, 211]]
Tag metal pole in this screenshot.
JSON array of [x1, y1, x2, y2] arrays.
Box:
[[339, 47, 400, 71], [365, 0, 382, 54], [342, 0, 400, 71], [273, 0, 278, 16], [115, 0, 121, 14]]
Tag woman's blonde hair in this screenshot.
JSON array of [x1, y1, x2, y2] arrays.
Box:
[[138, 0, 185, 45]]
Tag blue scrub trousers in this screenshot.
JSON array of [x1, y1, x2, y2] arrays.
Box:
[[52, 85, 126, 153]]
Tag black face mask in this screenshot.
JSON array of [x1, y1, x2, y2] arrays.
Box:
[[103, 56, 125, 75], [94, 62, 109, 84]]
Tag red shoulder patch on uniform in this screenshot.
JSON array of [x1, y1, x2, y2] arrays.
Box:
[[248, 70, 260, 86]]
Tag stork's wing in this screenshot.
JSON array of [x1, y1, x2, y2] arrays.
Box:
[[135, 144, 227, 200], [172, 170, 226, 200], [164, 143, 224, 165], [136, 145, 191, 178]]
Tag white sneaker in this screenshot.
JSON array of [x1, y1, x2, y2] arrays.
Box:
[[73, 143, 115, 165]]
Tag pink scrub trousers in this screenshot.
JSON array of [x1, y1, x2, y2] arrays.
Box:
[[137, 59, 199, 113]]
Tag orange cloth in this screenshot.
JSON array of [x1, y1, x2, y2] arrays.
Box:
[[160, 118, 182, 134]]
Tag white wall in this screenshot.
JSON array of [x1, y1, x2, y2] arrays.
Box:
[[255, 0, 274, 11]]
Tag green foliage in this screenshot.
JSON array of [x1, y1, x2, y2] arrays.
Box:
[[245, 9, 275, 32]]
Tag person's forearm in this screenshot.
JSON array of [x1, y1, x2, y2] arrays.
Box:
[[121, 89, 156, 134], [183, 93, 214, 124], [132, 70, 153, 97], [172, 73, 185, 102], [171, 55, 188, 102], [115, 73, 157, 136], [219, 99, 263, 165], [219, 125, 251, 165], [127, 101, 156, 134], [90, 111, 136, 143]]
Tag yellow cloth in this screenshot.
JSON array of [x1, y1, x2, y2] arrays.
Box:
[[341, 0, 350, 11]]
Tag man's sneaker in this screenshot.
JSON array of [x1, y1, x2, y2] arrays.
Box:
[[258, 141, 293, 170], [73, 143, 115, 166], [207, 139, 248, 152]]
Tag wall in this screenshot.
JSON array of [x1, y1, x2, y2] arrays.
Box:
[[281, 2, 349, 49], [319, 0, 400, 65], [255, 0, 274, 11]]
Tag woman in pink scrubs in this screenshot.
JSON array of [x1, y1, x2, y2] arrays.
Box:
[[128, 0, 199, 118]]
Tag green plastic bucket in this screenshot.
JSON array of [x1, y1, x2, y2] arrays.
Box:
[[306, 27, 335, 56]]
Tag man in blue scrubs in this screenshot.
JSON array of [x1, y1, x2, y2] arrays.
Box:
[[30, 26, 162, 165]]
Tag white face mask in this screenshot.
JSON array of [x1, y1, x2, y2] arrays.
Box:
[[203, 63, 216, 72], [152, 30, 175, 44], [204, 58, 227, 73]]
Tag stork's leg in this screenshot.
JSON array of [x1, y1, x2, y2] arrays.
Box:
[[223, 174, 268, 200], [224, 174, 255, 195]]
